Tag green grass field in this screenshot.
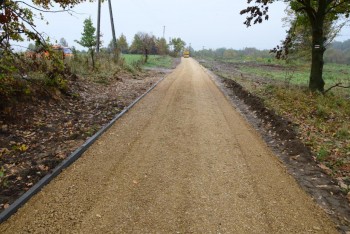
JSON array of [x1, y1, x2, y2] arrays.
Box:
[[122, 54, 174, 69], [222, 58, 350, 88]]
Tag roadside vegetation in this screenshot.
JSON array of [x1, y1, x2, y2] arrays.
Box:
[[196, 46, 350, 191], [0, 36, 182, 211], [241, 0, 350, 93], [2, 0, 348, 211], [0, 1, 186, 210]]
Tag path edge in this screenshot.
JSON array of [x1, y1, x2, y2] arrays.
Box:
[[0, 75, 167, 224]]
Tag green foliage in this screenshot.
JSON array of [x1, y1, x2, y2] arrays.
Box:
[[212, 54, 350, 89], [223, 49, 236, 59], [0, 0, 98, 52], [156, 38, 169, 55], [0, 0, 101, 104], [116, 34, 129, 54], [75, 17, 97, 69], [69, 51, 115, 78], [241, 1, 350, 28], [119, 54, 144, 72], [144, 55, 173, 69], [0, 148, 8, 187], [75, 17, 97, 50], [325, 39, 350, 64], [0, 167, 4, 178], [128, 33, 176, 58], [240, 0, 350, 92], [0, 166, 7, 187], [170, 38, 186, 57], [64, 51, 168, 83], [317, 147, 330, 161], [85, 124, 100, 137], [201, 56, 350, 176], [129, 33, 143, 54], [336, 128, 350, 140], [193, 47, 273, 61], [122, 54, 144, 65], [261, 86, 350, 175], [45, 75, 68, 91], [129, 32, 157, 62], [121, 54, 174, 71]]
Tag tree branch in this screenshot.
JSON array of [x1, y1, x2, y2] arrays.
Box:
[[15, 1, 73, 13], [326, 1, 349, 14], [296, 0, 307, 7], [323, 83, 350, 94]]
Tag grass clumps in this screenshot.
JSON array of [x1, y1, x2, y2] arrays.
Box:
[[259, 86, 350, 177]]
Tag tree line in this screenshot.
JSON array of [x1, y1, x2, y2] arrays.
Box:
[[1, 0, 349, 94], [75, 17, 186, 67], [109, 32, 186, 61], [325, 39, 350, 64], [194, 40, 350, 66]]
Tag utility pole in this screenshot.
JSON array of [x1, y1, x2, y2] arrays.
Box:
[[96, 0, 101, 53], [163, 26, 165, 39], [108, 0, 117, 51]]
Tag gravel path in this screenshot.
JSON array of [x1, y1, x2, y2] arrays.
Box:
[[0, 58, 338, 233]]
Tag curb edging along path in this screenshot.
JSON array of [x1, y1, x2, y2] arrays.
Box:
[[0, 75, 167, 224]]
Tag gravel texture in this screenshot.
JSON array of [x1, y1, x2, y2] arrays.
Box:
[[0, 58, 338, 233]]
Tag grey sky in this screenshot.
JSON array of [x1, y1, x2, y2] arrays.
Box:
[[24, 0, 349, 51]]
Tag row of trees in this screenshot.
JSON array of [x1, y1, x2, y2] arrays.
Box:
[[108, 33, 186, 61], [194, 40, 350, 65], [1, 0, 349, 93], [75, 17, 186, 65], [1, 1, 186, 76], [325, 39, 350, 64], [47, 17, 187, 69], [194, 47, 271, 60]]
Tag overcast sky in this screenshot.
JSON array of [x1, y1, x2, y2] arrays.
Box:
[[20, 0, 350, 51]]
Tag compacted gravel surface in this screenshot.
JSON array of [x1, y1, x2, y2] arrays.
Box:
[[0, 58, 338, 233]]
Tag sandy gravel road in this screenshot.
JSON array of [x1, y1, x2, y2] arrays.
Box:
[[0, 58, 338, 233]]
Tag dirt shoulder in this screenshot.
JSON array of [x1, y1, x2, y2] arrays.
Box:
[[0, 69, 171, 212], [0, 58, 339, 233], [198, 59, 350, 232]]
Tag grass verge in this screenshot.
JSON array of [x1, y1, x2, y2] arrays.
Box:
[[122, 54, 174, 69], [201, 58, 350, 183]]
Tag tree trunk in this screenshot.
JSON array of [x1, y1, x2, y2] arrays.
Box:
[[308, 7, 326, 92], [144, 49, 149, 63], [309, 33, 325, 92], [91, 49, 95, 70]]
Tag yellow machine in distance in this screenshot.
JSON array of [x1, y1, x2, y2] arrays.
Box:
[[183, 50, 190, 58]]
